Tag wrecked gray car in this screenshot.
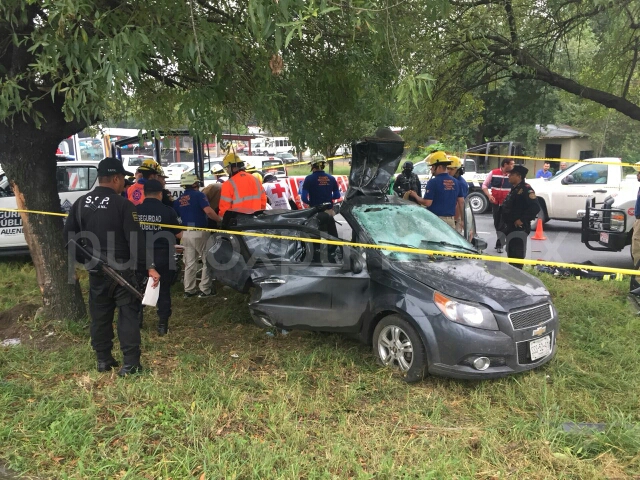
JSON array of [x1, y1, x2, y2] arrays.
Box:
[[207, 131, 558, 381]]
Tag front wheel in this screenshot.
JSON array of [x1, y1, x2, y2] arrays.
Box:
[[373, 315, 427, 382], [467, 192, 489, 214]]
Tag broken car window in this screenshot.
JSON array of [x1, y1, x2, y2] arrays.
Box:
[[352, 204, 474, 260]]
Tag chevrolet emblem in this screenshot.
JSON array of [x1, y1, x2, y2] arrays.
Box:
[[532, 326, 546, 337]]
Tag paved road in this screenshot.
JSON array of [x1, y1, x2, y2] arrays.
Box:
[[474, 213, 633, 270]]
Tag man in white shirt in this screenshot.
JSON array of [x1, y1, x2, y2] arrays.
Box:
[[263, 174, 297, 210]]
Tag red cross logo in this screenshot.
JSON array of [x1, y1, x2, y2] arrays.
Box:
[[271, 183, 286, 198]]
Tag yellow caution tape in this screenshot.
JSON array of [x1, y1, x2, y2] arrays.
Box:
[[1, 206, 638, 277], [462, 152, 635, 168]]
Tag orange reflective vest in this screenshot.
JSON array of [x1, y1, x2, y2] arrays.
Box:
[[127, 182, 145, 205], [218, 171, 267, 218]]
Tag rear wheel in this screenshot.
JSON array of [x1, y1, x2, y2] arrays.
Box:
[[467, 192, 489, 214], [373, 315, 427, 382]]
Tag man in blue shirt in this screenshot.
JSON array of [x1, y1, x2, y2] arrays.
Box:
[[300, 158, 342, 207], [535, 162, 553, 179], [446, 155, 468, 232], [410, 151, 461, 229], [174, 173, 221, 298], [300, 158, 342, 258]]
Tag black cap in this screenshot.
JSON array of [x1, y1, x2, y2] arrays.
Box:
[[144, 179, 164, 193], [263, 174, 278, 183], [97, 157, 134, 176], [403, 161, 414, 169], [510, 164, 529, 178]]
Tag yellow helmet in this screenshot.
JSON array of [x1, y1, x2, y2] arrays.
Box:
[[446, 155, 462, 169], [180, 172, 199, 187], [252, 172, 263, 183], [633, 161, 640, 173], [425, 151, 451, 167], [137, 159, 160, 173], [223, 151, 244, 168], [155, 165, 168, 178]]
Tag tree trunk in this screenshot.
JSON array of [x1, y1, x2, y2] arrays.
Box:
[[0, 124, 87, 321]]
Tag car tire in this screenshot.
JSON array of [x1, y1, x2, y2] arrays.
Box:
[[373, 315, 427, 383], [467, 192, 489, 214]]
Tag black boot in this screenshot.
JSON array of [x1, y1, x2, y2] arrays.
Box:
[[117, 363, 144, 377], [96, 352, 119, 372], [157, 320, 169, 336], [630, 275, 640, 295]]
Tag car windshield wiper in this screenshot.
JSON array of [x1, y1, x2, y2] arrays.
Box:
[[420, 240, 478, 254], [376, 241, 418, 250]]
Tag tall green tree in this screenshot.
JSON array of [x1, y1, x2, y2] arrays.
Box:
[[436, 0, 640, 121], [1, 0, 416, 319]]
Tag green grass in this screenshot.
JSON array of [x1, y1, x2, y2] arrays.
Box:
[[287, 159, 351, 177], [1, 259, 640, 479]]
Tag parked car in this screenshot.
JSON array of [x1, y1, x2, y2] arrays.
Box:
[[207, 134, 558, 381], [121, 155, 155, 171], [275, 153, 297, 164], [163, 162, 194, 180]]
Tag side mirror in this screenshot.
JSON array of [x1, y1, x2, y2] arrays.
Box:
[[561, 174, 574, 185], [472, 237, 488, 252]]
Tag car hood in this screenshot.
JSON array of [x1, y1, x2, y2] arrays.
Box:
[[347, 127, 404, 198], [391, 258, 550, 312]]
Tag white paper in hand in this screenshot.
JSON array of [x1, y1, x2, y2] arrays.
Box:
[[142, 280, 160, 306]]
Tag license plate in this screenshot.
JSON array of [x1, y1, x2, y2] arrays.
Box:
[[529, 335, 552, 361], [600, 232, 609, 244]]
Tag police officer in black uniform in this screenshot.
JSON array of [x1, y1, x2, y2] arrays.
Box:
[[393, 161, 421, 199], [136, 180, 182, 336], [63, 158, 160, 376], [499, 165, 540, 268]]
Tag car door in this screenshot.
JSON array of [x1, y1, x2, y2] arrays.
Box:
[[551, 163, 610, 220], [208, 224, 370, 329], [249, 231, 370, 330]]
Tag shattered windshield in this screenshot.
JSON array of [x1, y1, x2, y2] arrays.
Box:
[[351, 204, 475, 260]]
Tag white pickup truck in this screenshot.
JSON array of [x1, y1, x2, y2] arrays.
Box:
[[526, 158, 637, 223]]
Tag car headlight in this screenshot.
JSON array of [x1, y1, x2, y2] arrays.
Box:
[[433, 292, 499, 330]]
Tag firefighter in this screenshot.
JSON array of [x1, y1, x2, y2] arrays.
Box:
[[127, 159, 162, 206], [409, 151, 461, 229], [499, 165, 540, 268], [218, 152, 267, 219], [446, 155, 468, 232], [481, 158, 515, 252], [300, 157, 342, 243], [393, 161, 421, 200]]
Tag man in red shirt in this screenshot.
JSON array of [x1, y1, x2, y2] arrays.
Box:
[[482, 158, 515, 253]]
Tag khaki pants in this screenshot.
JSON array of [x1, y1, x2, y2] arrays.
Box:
[[632, 219, 640, 267], [182, 230, 212, 295], [439, 216, 456, 229]]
